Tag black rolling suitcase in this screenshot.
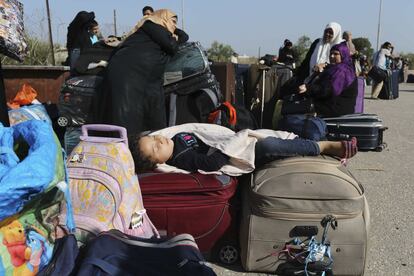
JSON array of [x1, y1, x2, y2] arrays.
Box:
[[57, 75, 103, 127], [324, 113, 388, 151], [378, 70, 399, 100], [163, 42, 222, 126], [390, 69, 399, 99]]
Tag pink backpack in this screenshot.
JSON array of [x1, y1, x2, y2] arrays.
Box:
[[59, 125, 159, 243]]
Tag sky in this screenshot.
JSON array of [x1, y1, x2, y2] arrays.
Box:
[[18, 0, 414, 57]]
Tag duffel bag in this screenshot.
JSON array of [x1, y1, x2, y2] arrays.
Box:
[[367, 66, 387, 82], [278, 114, 327, 141], [75, 230, 216, 276]]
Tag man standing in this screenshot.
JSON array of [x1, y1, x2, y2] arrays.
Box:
[[278, 39, 296, 68]]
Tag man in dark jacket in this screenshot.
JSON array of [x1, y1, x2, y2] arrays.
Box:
[[278, 39, 296, 66]]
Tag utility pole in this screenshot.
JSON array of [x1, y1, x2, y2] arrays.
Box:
[[181, 0, 184, 30], [45, 0, 56, 65], [376, 0, 383, 51], [113, 9, 117, 36]]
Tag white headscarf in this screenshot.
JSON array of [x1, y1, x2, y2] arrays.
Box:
[[309, 22, 343, 75]]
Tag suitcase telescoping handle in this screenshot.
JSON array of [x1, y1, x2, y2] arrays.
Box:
[[81, 124, 128, 145]]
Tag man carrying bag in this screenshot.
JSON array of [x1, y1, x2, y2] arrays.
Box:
[[370, 42, 393, 99]]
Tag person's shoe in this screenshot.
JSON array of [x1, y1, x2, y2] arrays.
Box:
[[341, 137, 358, 159]]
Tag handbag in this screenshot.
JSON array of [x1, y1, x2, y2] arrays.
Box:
[[0, 0, 28, 61], [368, 66, 387, 82], [281, 93, 315, 115]]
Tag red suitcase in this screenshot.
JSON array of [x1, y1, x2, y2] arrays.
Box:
[[139, 172, 239, 264]]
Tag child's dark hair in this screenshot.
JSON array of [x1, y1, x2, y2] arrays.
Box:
[[130, 134, 157, 173], [142, 6, 154, 15]]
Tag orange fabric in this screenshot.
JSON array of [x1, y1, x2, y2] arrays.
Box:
[[208, 110, 220, 124], [208, 101, 237, 128], [222, 102, 237, 127], [7, 83, 38, 109]]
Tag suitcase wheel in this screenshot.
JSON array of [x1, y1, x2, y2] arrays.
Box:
[[218, 243, 239, 265], [57, 115, 70, 127], [375, 143, 387, 152]]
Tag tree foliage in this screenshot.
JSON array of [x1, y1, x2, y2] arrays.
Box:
[[293, 35, 312, 66], [353, 37, 374, 61], [207, 41, 234, 62], [399, 52, 414, 69]]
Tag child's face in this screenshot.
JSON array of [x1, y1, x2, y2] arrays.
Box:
[[139, 135, 174, 164], [90, 25, 99, 35]]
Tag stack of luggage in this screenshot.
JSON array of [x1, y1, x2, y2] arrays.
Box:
[[163, 42, 222, 126], [1, 26, 376, 274], [57, 124, 216, 275]]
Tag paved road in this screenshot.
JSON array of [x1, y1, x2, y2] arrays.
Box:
[[210, 83, 414, 275]]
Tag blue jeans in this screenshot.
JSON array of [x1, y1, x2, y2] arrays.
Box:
[[69, 48, 81, 75], [255, 137, 320, 167], [64, 126, 82, 155]]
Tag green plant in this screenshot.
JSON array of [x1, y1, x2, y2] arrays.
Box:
[[1, 34, 56, 65], [352, 37, 374, 61], [207, 41, 235, 63], [293, 35, 312, 66]]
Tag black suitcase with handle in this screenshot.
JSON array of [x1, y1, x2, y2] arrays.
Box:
[[57, 75, 103, 127], [163, 42, 222, 126], [378, 70, 399, 100], [324, 113, 388, 151]]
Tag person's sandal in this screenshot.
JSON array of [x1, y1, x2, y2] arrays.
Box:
[[340, 137, 358, 165]]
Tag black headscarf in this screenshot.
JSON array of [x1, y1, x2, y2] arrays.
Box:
[[66, 11, 95, 50]]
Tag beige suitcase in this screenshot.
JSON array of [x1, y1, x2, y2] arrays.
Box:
[[240, 156, 369, 275]]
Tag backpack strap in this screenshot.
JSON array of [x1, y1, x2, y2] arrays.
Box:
[[208, 101, 238, 129], [200, 88, 220, 108], [168, 93, 177, 127], [220, 102, 237, 127]]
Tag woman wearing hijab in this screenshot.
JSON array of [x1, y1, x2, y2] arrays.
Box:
[[97, 9, 188, 139], [297, 41, 357, 117], [296, 22, 343, 83], [65, 11, 96, 72]]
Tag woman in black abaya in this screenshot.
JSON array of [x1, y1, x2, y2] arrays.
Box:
[[98, 9, 188, 138]]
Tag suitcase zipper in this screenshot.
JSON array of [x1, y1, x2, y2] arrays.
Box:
[[100, 231, 199, 248], [252, 209, 361, 221]]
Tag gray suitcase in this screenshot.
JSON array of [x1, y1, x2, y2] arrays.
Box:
[[240, 156, 369, 275], [324, 113, 387, 152]]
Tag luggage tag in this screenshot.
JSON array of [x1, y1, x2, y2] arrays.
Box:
[[130, 209, 146, 229]]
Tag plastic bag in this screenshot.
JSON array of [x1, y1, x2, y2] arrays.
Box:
[[7, 83, 38, 109], [0, 0, 28, 61]]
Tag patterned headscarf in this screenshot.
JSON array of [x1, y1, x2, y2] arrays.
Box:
[[124, 9, 177, 38], [324, 41, 356, 96]]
